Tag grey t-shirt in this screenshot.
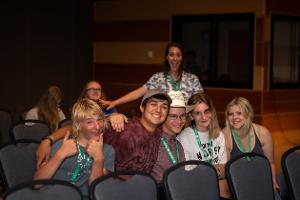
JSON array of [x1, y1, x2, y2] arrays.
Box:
[[51, 140, 115, 198]]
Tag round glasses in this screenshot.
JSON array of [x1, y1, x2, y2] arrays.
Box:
[[168, 113, 187, 121], [86, 88, 101, 93]]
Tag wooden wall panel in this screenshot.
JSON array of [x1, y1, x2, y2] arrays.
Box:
[[206, 89, 262, 113], [94, 0, 170, 21], [261, 113, 300, 131], [94, 20, 170, 42], [94, 63, 164, 84], [263, 90, 300, 113], [94, 42, 167, 64], [171, 0, 265, 16], [255, 17, 264, 66], [93, 0, 300, 132], [266, 0, 300, 15]]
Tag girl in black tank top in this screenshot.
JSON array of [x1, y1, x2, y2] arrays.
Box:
[[231, 126, 264, 158]]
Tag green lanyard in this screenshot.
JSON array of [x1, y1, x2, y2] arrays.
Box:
[[161, 136, 180, 165], [170, 78, 181, 91], [193, 127, 214, 164], [232, 128, 251, 153], [165, 72, 182, 91], [70, 142, 93, 183], [232, 128, 252, 161]]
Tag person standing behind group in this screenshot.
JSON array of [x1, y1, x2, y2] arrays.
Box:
[[100, 42, 203, 109], [177, 93, 230, 199], [34, 98, 115, 200], [223, 97, 281, 199], [78, 80, 117, 116], [25, 85, 66, 132]]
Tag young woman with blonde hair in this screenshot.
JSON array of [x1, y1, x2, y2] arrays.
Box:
[[223, 97, 281, 199], [177, 93, 230, 199]]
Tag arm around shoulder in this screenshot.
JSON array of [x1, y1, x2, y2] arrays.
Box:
[[51, 125, 73, 141], [35, 125, 73, 169]]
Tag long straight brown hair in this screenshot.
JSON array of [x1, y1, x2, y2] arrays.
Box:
[[37, 86, 62, 131], [187, 93, 220, 139]]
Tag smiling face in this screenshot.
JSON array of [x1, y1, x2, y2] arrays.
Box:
[[80, 116, 105, 141], [190, 102, 212, 132], [72, 98, 106, 142], [166, 46, 183, 74], [227, 105, 247, 130], [225, 97, 253, 131], [140, 98, 169, 132], [85, 81, 102, 101], [162, 107, 186, 135]]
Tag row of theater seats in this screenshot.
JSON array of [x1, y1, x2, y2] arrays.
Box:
[[0, 139, 299, 200], [0, 109, 72, 144]]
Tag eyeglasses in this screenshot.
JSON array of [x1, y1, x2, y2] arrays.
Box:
[[86, 88, 101, 93], [168, 113, 187, 121]]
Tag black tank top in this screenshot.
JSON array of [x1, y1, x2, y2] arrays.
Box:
[[231, 126, 264, 159]]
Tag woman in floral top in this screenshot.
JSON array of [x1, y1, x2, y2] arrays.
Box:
[[100, 42, 204, 108]]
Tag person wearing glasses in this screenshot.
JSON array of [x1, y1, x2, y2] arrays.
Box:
[[100, 42, 203, 110], [78, 80, 117, 116], [151, 91, 192, 183], [177, 93, 230, 199], [35, 80, 125, 169], [36, 89, 171, 173], [34, 98, 115, 200]]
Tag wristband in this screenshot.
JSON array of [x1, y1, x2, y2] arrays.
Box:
[[216, 168, 225, 180], [42, 135, 54, 145]]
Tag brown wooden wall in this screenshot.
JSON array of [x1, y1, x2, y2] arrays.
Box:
[[94, 0, 300, 131], [94, 0, 300, 172], [94, 19, 170, 116]]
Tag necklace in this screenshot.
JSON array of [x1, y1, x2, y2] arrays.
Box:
[[164, 72, 182, 91], [193, 127, 214, 164], [232, 127, 251, 153], [161, 136, 179, 165], [70, 141, 93, 183], [170, 78, 181, 91]]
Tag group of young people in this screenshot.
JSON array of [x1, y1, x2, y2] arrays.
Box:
[[29, 42, 280, 200]]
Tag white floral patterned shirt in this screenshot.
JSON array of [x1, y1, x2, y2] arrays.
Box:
[[144, 71, 203, 103]]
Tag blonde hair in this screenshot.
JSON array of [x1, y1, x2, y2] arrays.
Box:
[[187, 93, 220, 139], [37, 86, 62, 131], [225, 97, 254, 132], [71, 98, 107, 138]]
